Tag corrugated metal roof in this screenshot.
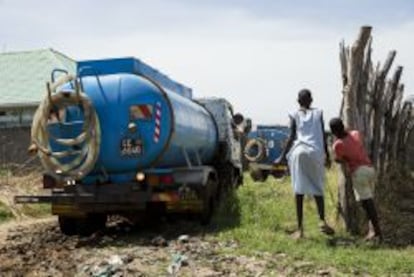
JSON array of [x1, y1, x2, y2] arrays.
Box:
[[0, 48, 76, 108]]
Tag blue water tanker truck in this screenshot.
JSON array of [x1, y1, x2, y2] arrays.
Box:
[[244, 125, 289, 181], [15, 58, 246, 235]]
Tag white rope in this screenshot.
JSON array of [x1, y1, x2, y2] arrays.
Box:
[[29, 75, 101, 181]]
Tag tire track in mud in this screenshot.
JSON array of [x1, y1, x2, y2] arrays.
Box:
[[0, 218, 339, 276], [0, 218, 82, 275]]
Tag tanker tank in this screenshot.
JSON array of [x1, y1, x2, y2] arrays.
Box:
[[76, 73, 218, 183], [40, 58, 219, 183]]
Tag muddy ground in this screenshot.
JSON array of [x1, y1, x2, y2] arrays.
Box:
[[0, 217, 341, 277], [0, 172, 343, 276]]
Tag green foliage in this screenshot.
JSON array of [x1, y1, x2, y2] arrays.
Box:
[[0, 201, 14, 222], [20, 204, 50, 218], [0, 167, 10, 177], [213, 168, 414, 275]]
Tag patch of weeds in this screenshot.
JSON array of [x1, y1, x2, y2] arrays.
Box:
[[0, 167, 10, 177], [21, 204, 50, 218], [0, 200, 14, 222], [213, 168, 414, 275]]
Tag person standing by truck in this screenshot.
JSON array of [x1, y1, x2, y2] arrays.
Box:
[[275, 89, 334, 239], [329, 117, 382, 241]]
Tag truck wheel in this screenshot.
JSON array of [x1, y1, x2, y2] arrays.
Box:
[[233, 167, 243, 188], [77, 214, 107, 236], [250, 168, 269, 182], [58, 216, 78, 236], [93, 213, 107, 229], [222, 165, 239, 193], [200, 195, 214, 225], [272, 170, 286, 179]]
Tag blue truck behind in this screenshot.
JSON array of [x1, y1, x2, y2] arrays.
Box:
[[244, 125, 289, 181]]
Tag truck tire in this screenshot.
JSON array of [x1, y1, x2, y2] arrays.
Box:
[[272, 170, 286, 179], [200, 195, 214, 225], [77, 214, 107, 236], [250, 168, 269, 182], [216, 164, 230, 198], [58, 216, 78, 236], [244, 138, 266, 163]]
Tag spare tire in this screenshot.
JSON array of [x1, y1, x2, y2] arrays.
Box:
[[244, 138, 266, 162]]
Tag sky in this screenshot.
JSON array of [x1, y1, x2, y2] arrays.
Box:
[[1, 0, 413, 125]]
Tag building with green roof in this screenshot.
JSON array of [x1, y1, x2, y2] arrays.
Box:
[[0, 49, 76, 165], [0, 48, 76, 128]]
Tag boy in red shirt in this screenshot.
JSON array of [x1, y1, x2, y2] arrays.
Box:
[[329, 118, 382, 241]]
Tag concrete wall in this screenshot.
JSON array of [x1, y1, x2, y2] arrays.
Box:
[[0, 126, 35, 166], [0, 106, 38, 169], [0, 107, 35, 128]]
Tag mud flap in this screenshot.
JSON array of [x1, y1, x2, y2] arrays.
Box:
[[200, 177, 216, 225]]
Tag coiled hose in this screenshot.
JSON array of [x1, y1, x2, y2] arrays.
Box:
[[29, 75, 100, 181]]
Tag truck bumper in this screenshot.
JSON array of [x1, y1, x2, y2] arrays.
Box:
[[14, 182, 203, 216]]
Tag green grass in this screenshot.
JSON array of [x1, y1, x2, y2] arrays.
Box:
[[213, 168, 414, 276], [20, 204, 50, 218], [0, 202, 49, 223], [0, 168, 9, 177], [0, 201, 14, 222]]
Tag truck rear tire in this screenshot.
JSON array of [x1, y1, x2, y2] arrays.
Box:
[[77, 214, 107, 236], [59, 214, 107, 236], [200, 196, 214, 225], [58, 216, 78, 236], [218, 164, 240, 194], [272, 170, 286, 179], [250, 168, 269, 182]]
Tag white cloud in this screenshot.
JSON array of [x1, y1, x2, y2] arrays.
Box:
[[54, 13, 344, 124], [1, 1, 413, 124]]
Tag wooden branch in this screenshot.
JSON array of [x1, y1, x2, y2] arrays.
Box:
[[359, 38, 372, 146], [384, 74, 402, 168], [339, 40, 348, 87], [353, 26, 372, 52], [399, 102, 413, 163], [393, 84, 404, 118], [370, 51, 396, 165], [389, 84, 405, 162], [379, 51, 396, 80], [343, 26, 372, 130]]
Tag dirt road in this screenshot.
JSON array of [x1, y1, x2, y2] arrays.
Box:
[[0, 217, 339, 276]]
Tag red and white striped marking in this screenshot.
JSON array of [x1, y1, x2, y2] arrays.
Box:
[[154, 102, 162, 143], [130, 104, 153, 119]]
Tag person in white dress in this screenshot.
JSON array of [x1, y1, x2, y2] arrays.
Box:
[[275, 89, 334, 239]]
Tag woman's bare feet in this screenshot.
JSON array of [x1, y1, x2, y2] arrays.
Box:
[[290, 229, 304, 240], [364, 232, 382, 242]]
